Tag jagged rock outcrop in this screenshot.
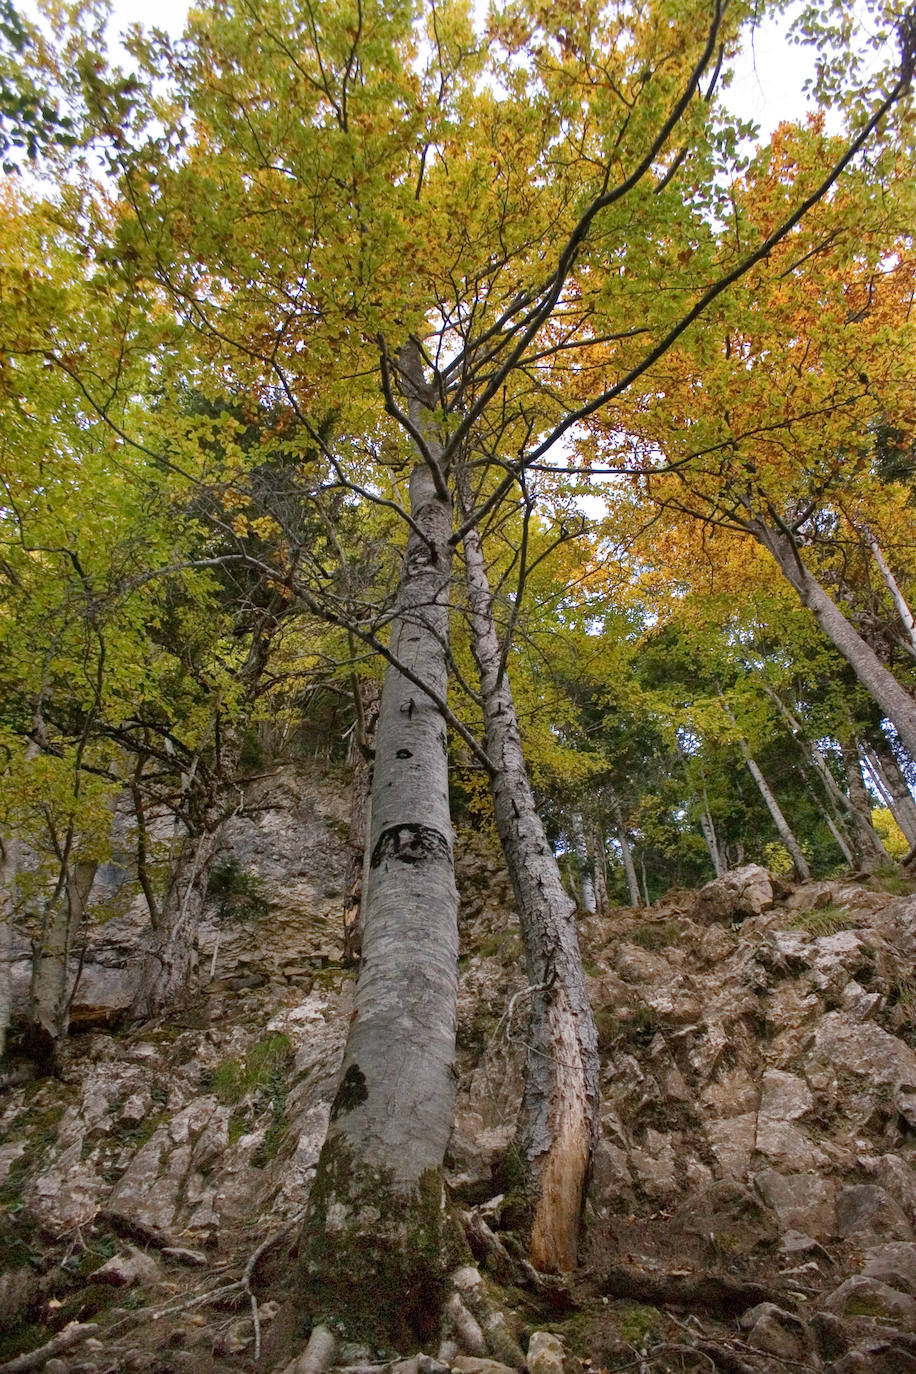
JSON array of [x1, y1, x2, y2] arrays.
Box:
[[4, 775, 916, 1371]]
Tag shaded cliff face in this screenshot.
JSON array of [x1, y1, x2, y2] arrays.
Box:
[[3, 767, 916, 1372]]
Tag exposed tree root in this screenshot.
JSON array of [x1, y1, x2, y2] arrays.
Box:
[[0, 1321, 99, 1373], [449, 1265, 526, 1368], [584, 1267, 783, 1317]]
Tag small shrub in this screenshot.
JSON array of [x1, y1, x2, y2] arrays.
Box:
[[629, 921, 679, 951], [206, 857, 271, 923]]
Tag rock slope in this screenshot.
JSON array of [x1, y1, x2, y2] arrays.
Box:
[[2, 771, 916, 1372]]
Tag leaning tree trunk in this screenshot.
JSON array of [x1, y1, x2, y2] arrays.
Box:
[[458, 468, 598, 1274], [343, 679, 380, 964], [0, 833, 16, 1059], [130, 824, 221, 1020], [730, 728, 811, 882], [750, 520, 916, 761], [26, 858, 96, 1068], [570, 811, 597, 914], [609, 790, 641, 908], [840, 741, 891, 870], [301, 350, 460, 1346], [863, 736, 916, 847]]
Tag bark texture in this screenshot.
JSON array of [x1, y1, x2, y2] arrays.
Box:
[[302, 350, 460, 1343], [750, 521, 916, 761], [343, 680, 380, 963], [0, 834, 15, 1059], [458, 471, 599, 1273], [130, 828, 220, 1021], [26, 859, 96, 1066]]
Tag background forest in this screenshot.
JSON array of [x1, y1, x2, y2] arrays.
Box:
[[2, 0, 916, 1358]]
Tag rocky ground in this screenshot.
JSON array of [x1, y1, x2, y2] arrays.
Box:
[[4, 766, 916, 1372]]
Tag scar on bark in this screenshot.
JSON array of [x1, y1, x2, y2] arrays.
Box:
[[330, 1063, 368, 1120], [370, 824, 451, 869]]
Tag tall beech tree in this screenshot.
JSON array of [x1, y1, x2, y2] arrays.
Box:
[[6, 0, 915, 1346]]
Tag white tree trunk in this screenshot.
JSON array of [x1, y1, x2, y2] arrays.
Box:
[[570, 812, 597, 914], [609, 792, 641, 907], [841, 743, 891, 869], [303, 349, 461, 1343], [458, 468, 598, 1274], [865, 528, 916, 659], [751, 521, 916, 760], [864, 741, 916, 847], [0, 833, 16, 1060], [130, 827, 220, 1020], [741, 750, 810, 880], [27, 859, 96, 1065]]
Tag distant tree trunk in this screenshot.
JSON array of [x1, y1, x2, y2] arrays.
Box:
[[840, 741, 891, 870], [343, 679, 380, 963], [864, 528, 916, 659], [720, 700, 811, 882], [589, 817, 609, 915], [458, 466, 599, 1274], [130, 823, 221, 1021], [749, 519, 916, 760], [570, 811, 597, 914], [610, 791, 641, 907], [863, 737, 916, 847], [640, 855, 651, 907], [301, 344, 461, 1345], [26, 858, 97, 1067], [698, 792, 725, 877], [0, 833, 16, 1060]]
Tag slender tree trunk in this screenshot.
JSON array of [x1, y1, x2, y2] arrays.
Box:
[[0, 833, 16, 1060], [840, 741, 891, 869], [640, 854, 651, 907], [589, 817, 609, 915], [750, 520, 916, 759], [26, 859, 96, 1066], [722, 706, 811, 882], [458, 468, 598, 1274], [864, 528, 916, 658], [343, 679, 380, 963], [570, 811, 597, 914], [676, 738, 724, 876], [610, 792, 641, 907], [302, 345, 460, 1344], [864, 738, 916, 847], [130, 826, 221, 1020]]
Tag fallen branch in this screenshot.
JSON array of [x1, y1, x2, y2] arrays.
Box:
[[587, 1267, 782, 1317], [0, 1322, 99, 1373]]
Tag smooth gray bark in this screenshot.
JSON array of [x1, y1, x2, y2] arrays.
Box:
[[738, 743, 811, 882], [841, 742, 891, 869], [864, 739, 916, 847], [303, 345, 459, 1341], [458, 468, 598, 1273], [588, 817, 609, 915], [570, 811, 597, 914], [27, 859, 96, 1064], [130, 828, 219, 1020], [865, 528, 916, 659], [0, 833, 15, 1059], [749, 520, 916, 760], [610, 792, 641, 907]]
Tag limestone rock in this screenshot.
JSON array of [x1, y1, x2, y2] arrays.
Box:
[[824, 1275, 916, 1323], [863, 1243, 916, 1296], [754, 1170, 836, 1237], [91, 1246, 161, 1287], [693, 865, 774, 924], [835, 1185, 912, 1241], [739, 1302, 811, 1361], [526, 1332, 565, 1374]]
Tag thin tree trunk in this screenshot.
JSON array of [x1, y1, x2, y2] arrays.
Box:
[[130, 827, 220, 1020], [458, 466, 598, 1274], [750, 520, 916, 760], [640, 854, 651, 907], [720, 702, 811, 882], [699, 792, 725, 877], [588, 818, 609, 915], [343, 679, 380, 963], [570, 811, 597, 914], [609, 791, 641, 907], [27, 859, 96, 1067], [0, 833, 16, 1060], [840, 741, 891, 870], [302, 344, 460, 1344], [864, 528, 916, 659], [864, 738, 916, 847]]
